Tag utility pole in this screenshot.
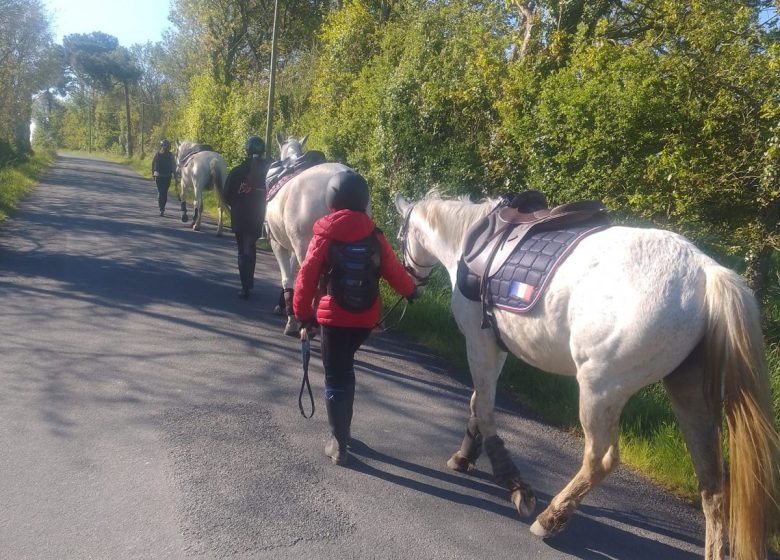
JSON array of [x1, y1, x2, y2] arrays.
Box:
[[264, 0, 280, 158]]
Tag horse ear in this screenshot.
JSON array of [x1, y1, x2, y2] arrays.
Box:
[[394, 192, 411, 215], [276, 131, 285, 146], [300, 134, 309, 148]]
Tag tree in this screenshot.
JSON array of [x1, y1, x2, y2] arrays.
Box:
[[0, 0, 56, 162], [64, 32, 142, 156]]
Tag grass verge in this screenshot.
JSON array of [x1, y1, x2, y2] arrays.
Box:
[[0, 152, 55, 223]]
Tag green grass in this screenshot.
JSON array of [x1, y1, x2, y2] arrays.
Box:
[[0, 152, 55, 222]]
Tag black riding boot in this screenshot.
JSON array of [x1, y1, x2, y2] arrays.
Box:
[[344, 382, 355, 448], [324, 386, 353, 466], [237, 255, 251, 298]]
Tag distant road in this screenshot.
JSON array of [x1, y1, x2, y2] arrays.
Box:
[[0, 153, 705, 559]]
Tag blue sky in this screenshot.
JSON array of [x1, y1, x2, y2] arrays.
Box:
[[44, 0, 173, 47]]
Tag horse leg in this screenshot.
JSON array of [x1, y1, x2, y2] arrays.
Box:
[[270, 239, 300, 336], [273, 288, 286, 315], [192, 190, 202, 231], [215, 205, 223, 237], [214, 178, 225, 237], [531, 377, 626, 536], [663, 348, 725, 560], [459, 333, 535, 517], [447, 392, 483, 472]]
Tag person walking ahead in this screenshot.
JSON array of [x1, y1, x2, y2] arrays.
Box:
[[293, 170, 418, 466], [223, 135, 270, 299], [151, 139, 177, 216]]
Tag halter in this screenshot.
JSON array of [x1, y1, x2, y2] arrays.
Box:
[[398, 203, 437, 286]]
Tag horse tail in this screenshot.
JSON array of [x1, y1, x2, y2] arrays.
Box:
[[703, 264, 778, 560], [211, 157, 225, 206]]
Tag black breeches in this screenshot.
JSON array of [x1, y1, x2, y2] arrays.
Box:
[[320, 325, 371, 392], [235, 231, 259, 290], [155, 176, 172, 210]]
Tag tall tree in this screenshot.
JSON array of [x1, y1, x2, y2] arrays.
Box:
[[0, 0, 56, 162], [64, 32, 142, 156]]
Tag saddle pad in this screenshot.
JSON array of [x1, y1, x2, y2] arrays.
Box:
[[487, 223, 608, 313], [266, 152, 328, 202], [266, 171, 297, 202]]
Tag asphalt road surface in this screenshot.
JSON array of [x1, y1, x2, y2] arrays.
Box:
[[0, 154, 707, 559]]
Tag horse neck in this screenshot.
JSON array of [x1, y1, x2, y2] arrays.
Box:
[[417, 198, 493, 270]]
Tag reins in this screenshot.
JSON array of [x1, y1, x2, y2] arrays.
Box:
[[298, 332, 315, 418]]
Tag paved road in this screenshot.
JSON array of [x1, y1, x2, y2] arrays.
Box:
[[0, 154, 706, 559]]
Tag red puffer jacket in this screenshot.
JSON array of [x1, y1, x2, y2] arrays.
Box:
[[294, 209, 415, 328]]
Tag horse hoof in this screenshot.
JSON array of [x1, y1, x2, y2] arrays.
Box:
[[283, 319, 300, 337], [530, 520, 550, 538], [511, 487, 537, 518], [181, 214, 188, 223], [447, 452, 476, 472], [192, 224, 200, 231], [531, 506, 569, 536]]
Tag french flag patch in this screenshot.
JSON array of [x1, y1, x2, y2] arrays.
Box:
[[510, 281, 535, 301]]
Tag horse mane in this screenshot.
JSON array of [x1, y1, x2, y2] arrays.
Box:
[[414, 190, 496, 244]]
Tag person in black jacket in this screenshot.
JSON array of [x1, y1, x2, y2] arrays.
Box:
[[223, 136, 270, 298], [151, 139, 177, 216]]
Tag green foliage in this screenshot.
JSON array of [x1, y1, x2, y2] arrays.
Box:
[[0, 0, 57, 161], [0, 153, 53, 222]]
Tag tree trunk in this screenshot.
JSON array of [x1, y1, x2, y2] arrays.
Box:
[[510, 1, 535, 61], [744, 196, 780, 306], [124, 80, 132, 157]]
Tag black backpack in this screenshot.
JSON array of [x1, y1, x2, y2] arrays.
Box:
[[326, 230, 381, 312]]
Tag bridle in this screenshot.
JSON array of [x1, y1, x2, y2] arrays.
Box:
[[398, 203, 437, 287]]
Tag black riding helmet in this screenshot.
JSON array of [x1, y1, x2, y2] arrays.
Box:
[[159, 139, 171, 151], [245, 135, 265, 157], [326, 170, 370, 212]]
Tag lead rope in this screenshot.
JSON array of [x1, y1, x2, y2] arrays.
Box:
[[298, 332, 315, 418], [372, 295, 409, 332]]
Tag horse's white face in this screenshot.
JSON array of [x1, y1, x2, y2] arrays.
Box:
[[394, 193, 438, 287], [277, 134, 308, 161]]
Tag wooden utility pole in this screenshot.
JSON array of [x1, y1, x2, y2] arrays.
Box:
[[264, 0, 280, 158]]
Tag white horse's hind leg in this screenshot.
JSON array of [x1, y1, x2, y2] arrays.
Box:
[[663, 348, 725, 560], [216, 205, 224, 237], [531, 375, 625, 536], [192, 189, 203, 231]]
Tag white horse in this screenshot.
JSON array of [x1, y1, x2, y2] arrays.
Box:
[[265, 134, 365, 335], [175, 140, 227, 234], [394, 192, 778, 560]]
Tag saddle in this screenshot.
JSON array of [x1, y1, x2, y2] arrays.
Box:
[[265, 150, 327, 198], [177, 144, 214, 168], [457, 191, 609, 341], [463, 194, 608, 280]]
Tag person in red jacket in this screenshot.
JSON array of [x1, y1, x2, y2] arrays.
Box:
[[294, 170, 418, 466]]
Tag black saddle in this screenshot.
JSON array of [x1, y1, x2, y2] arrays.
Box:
[[457, 191, 609, 342], [462, 192, 607, 280], [266, 150, 327, 190]]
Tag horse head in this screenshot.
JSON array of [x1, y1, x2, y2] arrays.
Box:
[[276, 132, 308, 163], [394, 193, 439, 287]]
